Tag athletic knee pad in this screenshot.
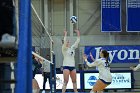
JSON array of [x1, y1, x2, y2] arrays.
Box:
[[62, 82, 68, 93], [63, 82, 68, 86], [73, 82, 77, 89], [62, 82, 67, 89]]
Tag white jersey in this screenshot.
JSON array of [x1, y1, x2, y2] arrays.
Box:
[[42, 60, 50, 72], [85, 58, 112, 82], [62, 36, 80, 67]]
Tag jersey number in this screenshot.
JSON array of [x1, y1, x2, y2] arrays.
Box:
[[105, 62, 110, 68]]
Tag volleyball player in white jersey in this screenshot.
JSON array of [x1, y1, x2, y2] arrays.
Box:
[[83, 50, 112, 93], [130, 58, 140, 71], [62, 29, 80, 93]]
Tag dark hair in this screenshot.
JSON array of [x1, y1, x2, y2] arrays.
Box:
[[32, 55, 35, 59], [101, 50, 109, 63], [102, 50, 109, 57]]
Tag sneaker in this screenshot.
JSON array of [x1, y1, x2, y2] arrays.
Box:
[[1, 33, 15, 43], [42, 90, 46, 93]]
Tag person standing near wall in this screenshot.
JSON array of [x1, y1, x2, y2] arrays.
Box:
[[42, 55, 51, 93], [62, 29, 80, 93], [83, 49, 112, 93]]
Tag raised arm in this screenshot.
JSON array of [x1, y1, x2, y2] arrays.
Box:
[[130, 59, 140, 71], [71, 29, 80, 49], [90, 52, 95, 61], [62, 30, 67, 50], [75, 29, 80, 37], [130, 64, 140, 71], [64, 30, 67, 40], [32, 51, 44, 64], [83, 54, 98, 67]]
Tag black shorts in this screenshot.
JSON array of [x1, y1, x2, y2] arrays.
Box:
[[63, 66, 76, 71], [100, 79, 111, 85], [32, 70, 36, 79]]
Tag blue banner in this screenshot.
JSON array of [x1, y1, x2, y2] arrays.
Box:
[[101, 0, 121, 32], [127, 0, 140, 32], [84, 46, 140, 63]]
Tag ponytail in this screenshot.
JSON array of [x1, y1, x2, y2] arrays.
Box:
[[106, 52, 109, 63], [101, 50, 110, 67]]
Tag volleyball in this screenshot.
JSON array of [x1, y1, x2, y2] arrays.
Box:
[[70, 16, 77, 24]]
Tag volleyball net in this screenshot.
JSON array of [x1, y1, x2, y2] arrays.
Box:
[[31, 3, 53, 63], [31, 3, 56, 93]]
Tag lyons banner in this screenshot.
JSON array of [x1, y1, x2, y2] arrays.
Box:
[[101, 0, 121, 32], [127, 0, 140, 32], [84, 46, 140, 63]]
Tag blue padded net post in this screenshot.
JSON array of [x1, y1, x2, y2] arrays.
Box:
[[16, 0, 32, 93]]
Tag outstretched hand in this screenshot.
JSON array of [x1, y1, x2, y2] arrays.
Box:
[[130, 66, 135, 71], [74, 29, 80, 37], [83, 54, 87, 60], [64, 29, 67, 36]]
